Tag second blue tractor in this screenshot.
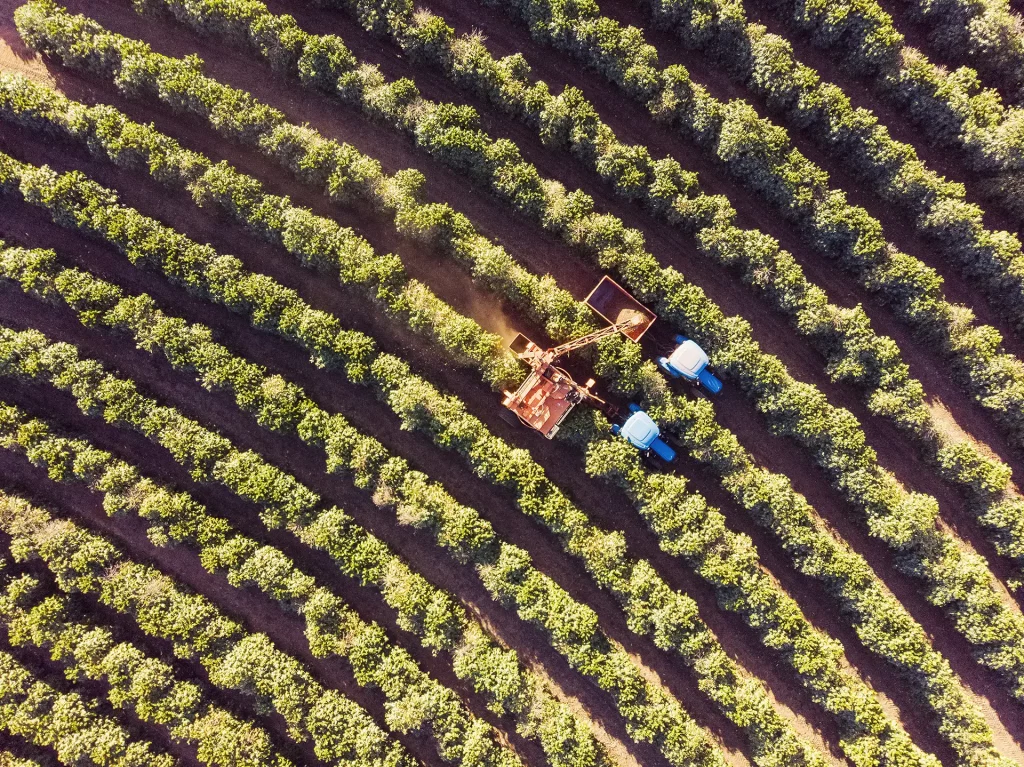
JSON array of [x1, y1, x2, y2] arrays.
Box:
[[658, 336, 723, 394], [612, 404, 677, 463]]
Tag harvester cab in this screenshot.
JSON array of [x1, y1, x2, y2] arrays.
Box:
[[612, 404, 677, 463], [501, 276, 655, 439], [658, 336, 723, 394]]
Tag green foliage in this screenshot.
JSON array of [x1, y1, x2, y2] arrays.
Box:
[[0, 322, 716, 765], [0, 575, 293, 767], [0, 181, 882, 767], [0, 750, 45, 767], [907, 0, 1024, 101], [0, 641, 175, 767], [751, 0, 1024, 194], [5, 8, 1023, 766], [0, 486, 412, 767], [310, 0, 1024, 483], [0, 276, 608, 767], [426, 0, 1024, 726], [175, 0, 1024, 596]]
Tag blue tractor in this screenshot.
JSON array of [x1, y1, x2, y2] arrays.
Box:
[[612, 404, 676, 463], [658, 336, 723, 394]]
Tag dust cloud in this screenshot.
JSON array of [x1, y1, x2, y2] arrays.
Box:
[[467, 289, 522, 346]]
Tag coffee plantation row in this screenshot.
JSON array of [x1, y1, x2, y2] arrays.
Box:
[[0, 0, 1023, 766]]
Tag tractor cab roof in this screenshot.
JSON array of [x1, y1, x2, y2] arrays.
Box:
[[668, 340, 708, 379], [621, 410, 660, 449]]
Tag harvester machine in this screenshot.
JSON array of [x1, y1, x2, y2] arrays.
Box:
[[501, 276, 655, 439]]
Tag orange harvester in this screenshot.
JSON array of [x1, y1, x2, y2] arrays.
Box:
[[501, 277, 655, 439]]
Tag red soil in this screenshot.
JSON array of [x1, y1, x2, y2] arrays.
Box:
[[2, 0, 1023, 762]]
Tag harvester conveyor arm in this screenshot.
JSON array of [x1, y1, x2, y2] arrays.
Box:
[[546, 318, 643, 358]]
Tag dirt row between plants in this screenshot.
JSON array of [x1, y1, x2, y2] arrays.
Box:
[[0, 518, 323, 767], [6, 0, 1024, 753], [0, 191, 830, 767], [0, 120, 1009, 767], [0, 597, 205, 767], [39, 0, 1024, 614], [0, 728, 61, 764], [412, 0, 1024, 464], [0, 454, 361, 767]]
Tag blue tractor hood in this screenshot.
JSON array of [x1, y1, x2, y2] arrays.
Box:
[[666, 340, 708, 380], [620, 411, 660, 450]]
